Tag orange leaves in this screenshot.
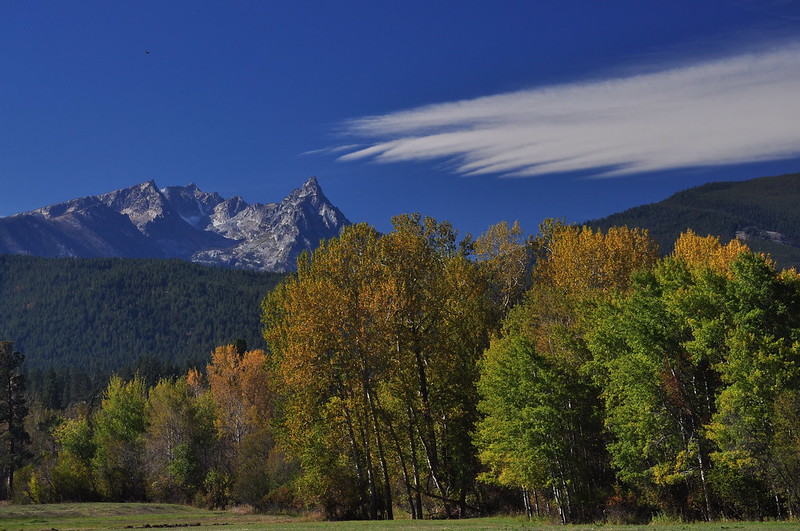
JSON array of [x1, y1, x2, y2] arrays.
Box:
[[207, 344, 271, 444], [186, 367, 204, 396]]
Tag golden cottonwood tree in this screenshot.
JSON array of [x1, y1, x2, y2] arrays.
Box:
[[206, 344, 283, 507], [534, 224, 659, 295], [379, 214, 492, 518], [264, 223, 392, 520], [672, 230, 751, 274], [207, 345, 270, 448], [263, 217, 494, 520]]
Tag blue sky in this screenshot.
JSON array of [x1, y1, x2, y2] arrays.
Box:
[[3, 1, 800, 237]]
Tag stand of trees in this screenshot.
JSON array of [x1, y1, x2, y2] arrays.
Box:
[[3, 217, 800, 524], [10, 342, 295, 509]]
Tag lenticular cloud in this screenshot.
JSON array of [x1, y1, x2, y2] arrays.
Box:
[[338, 43, 800, 178]]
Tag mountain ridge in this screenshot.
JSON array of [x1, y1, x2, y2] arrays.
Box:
[[0, 177, 350, 272], [590, 172, 800, 268]]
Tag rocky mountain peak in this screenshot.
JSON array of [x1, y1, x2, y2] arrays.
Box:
[[192, 178, 351, 272], [98, 180, 170, 230], [161, 184, 225, 229], [0, 177, 351, 272], [287, 176, 324, 202], [302, 175, 320, 193]]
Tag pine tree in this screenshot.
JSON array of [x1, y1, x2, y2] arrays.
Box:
[[0, 341, 30, 499]]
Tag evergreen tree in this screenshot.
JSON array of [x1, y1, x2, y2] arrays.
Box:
[[0, 341, 30, 499]]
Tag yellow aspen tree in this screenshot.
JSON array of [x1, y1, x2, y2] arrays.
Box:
[[672, 229, 751, 274], [263, 223, 394, 520], [473, 220, 534, 318], [534, 224, 659, 295], [207, 345, 270, 448]]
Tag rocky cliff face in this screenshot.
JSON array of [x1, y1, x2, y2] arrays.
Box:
[[194, 177, 350, 271], [0, 177, 350, 272]]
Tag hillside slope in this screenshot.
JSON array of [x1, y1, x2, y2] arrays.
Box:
[[0, 255, 283, 376], [591, 172, 800, 268]]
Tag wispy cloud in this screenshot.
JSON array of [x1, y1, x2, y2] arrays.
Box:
[[337, 42, 800, 178], [301, 144, 367, 157]]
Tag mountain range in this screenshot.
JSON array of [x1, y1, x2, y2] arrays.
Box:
[[3, 172, 800, 272], [591, 172, 800, 269], [0, 177, 350, 272]]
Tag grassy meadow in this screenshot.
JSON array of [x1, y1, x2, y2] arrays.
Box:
[[1, 504, 799, 531]]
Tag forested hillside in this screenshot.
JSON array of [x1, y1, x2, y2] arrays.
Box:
[[591, 172, 800, 268], [0, 256, 282, 404]]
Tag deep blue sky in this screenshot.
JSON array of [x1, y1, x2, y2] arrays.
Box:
[[3, 1, 800, 237]]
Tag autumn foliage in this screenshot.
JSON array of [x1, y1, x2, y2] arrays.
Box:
[[8, 217, 800, 525]]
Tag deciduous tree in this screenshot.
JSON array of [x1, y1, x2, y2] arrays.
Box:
[[92, 375, 147, 500]]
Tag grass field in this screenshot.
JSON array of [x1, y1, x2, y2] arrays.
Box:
[[1, 503, 798, 531]]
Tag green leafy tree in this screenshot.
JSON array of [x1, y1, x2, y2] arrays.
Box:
[[92, 375, 147, 500], [707, 254, 800, 518], [475, 337, 602, 520], [144, 377, 216, 503], [475, 223, 656, 522], [51, 416, 97, 501], [587, 259, 725, 520]]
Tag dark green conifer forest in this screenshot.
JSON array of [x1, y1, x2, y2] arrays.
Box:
[[0, 256, 283, 407]]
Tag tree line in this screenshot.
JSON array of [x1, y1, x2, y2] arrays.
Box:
[[2, 214, 799, 523]]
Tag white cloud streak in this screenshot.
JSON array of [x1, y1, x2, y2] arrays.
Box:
[[338, 43, 800, 178]]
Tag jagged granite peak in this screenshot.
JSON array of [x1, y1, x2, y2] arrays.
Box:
[[210, 195, 250, 227], [161, 184, 225, 229], [30, 195, 106, 219], [0, 177, 351, 272], [281, 176, 346, 231], [98, 180, 171, 231], [192, 177, 350, 272], [208, 201, 278, 241]]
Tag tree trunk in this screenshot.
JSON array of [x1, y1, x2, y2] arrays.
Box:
[[407, 407, 424, 519], [366, 386, 393, 519], [697, 448, 713, 521], [413, 348, 447, 506], [522, 487, 532, 518], [342, 402, 369, 518]]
